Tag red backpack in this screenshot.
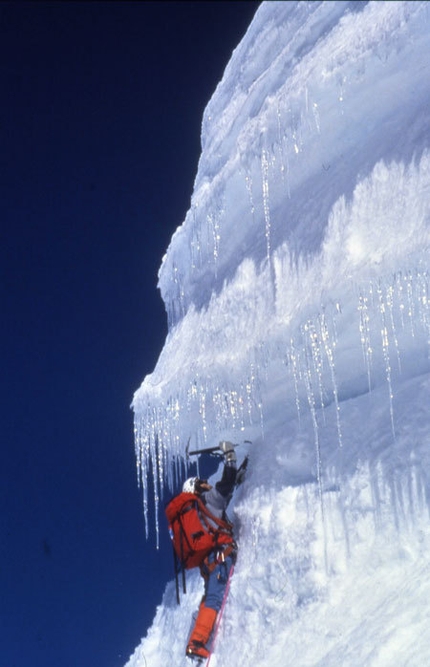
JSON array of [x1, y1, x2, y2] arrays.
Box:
[[165, 492, 233, 570]]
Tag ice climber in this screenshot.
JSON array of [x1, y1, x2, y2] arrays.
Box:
[[166, 440, 237, 661], [185, 441, 237, 660]]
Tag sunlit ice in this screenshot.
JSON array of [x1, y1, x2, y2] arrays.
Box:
[[127, 2, 430, 666]]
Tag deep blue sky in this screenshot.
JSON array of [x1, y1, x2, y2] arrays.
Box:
[[0, 2, 260, 666]]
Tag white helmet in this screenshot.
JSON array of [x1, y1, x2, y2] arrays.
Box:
[[182, 476, 198, 493]]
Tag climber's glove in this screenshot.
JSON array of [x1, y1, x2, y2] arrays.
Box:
[[219, 440, 237, 465]]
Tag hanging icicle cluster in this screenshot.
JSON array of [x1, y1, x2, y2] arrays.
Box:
[[134, 266, 429, 541]]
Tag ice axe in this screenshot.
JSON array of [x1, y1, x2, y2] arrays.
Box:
[[186, 440, 251, 457], [186, 444, 227, 457]]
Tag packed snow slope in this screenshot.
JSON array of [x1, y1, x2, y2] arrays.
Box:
[[128, 2, 430, 666]]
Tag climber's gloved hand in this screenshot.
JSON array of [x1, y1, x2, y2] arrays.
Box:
[[219, 441, 236, 464]]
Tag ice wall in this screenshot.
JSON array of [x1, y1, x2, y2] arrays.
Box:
[[132, 0, 430, 540], [158, 0, 430, 322]]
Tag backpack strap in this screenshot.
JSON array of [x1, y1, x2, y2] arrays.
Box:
[[172, 543, 187, 605], [195, 497, 234, 537], [173, 545, 180, 605]]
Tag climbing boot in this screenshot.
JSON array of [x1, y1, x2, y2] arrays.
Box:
[[186, 605, 217, 659]]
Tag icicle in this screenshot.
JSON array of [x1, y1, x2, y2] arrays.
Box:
[[197, 376, 208, 443], [212, 385, 223, 434], [278, 112, 292, 199], [416, 270, 429, 342], [385, 281, 401, 374], [337, 74, 345, 109], [301, 333, 328, 573], [312, 101, 321, 134], [261, 148, 272, 266], [396, 270, 406, 329], [303, 320, 326, 415], [319, 311, 342, 448], [134, 420, 142, 488], [134, 419, 150, 539], [287, 338, 302, 425], [406, 270, 416, 337], [245, 360, 259, 427], [376, 281, 396, 440], [419, 270, 430, 349], [152, 433, 161, 549], [258, 399, 265, 440], [276, 99, 288, 191], [244, 170, 256, 222], [357, 287, 373, 393], [145, 407, 164, 549], [260, 147, 277, 306], [207, 211, 221, 276]]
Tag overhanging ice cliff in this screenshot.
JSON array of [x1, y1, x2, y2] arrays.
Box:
[[128, 2, 430, 666]]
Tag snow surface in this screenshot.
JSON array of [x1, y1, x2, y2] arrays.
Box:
[[127, 2, 430, 665]]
